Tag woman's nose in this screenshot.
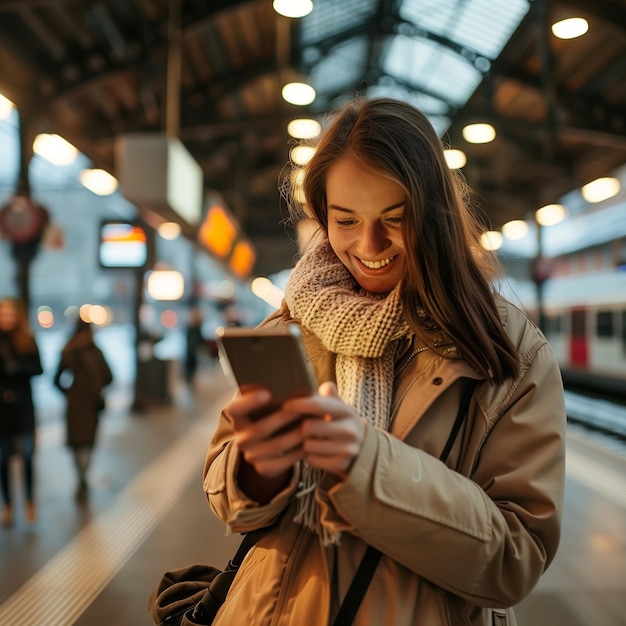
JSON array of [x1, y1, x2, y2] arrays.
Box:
[[359, 222, 389, 256]]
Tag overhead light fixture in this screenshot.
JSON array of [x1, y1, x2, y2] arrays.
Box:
[[33, 133, 78, 165], [251, 276, 285, 309], [581, 176, 620, 203], [0, 93, 14, 120], [79, 168, 118, 195], [290, 145, 316, 166], [480, 230, 503, 251], [502, 219, 529, 240], [146, 270, 185, 301], [282, 82, 316, 106], [444, 149, 467, 169], [462, 123, 496, 144], [535, 204, 567, 226], [158, 221, 181, 240], [273, 0, 313, 18], [551, 17, 588, 40], [287, 118, 321, 139]]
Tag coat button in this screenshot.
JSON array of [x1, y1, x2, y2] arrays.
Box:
[[432, 377, 443, 385]]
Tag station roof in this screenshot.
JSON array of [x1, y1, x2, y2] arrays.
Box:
[[0, 0, 625, 276]]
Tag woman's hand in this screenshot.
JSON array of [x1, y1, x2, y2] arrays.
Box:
[[224, 389, 306, 479], [284, 381, 367, 478]]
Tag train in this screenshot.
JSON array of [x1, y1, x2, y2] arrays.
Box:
[[499, 201, 626, 400]]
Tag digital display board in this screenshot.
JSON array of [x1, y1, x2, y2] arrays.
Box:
[[98, 221, 148, 269]]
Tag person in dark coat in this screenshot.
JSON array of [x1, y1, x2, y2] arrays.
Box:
[[0, 296, 43, 527], [54, 316, 113, 502]]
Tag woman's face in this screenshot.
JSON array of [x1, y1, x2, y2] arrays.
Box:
[[326, 156, 406, 293], [0, 302, 18, 332]]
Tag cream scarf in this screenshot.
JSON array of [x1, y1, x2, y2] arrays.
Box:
[[284, 236, 411, 544]]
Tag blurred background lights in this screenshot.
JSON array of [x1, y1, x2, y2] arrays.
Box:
[[158, 221, 181, 240], [251, 277, 285, 309], [160, 309, 178, 329], [287, 118, 321, 139], [480, 230, 503, 251], [33, 133, 78, 165], [146, 270, 185, 301], [273, 0, 313, 18], [88, 304, 108, 325], [551, 17, 589, 39], [581, 177, 620, 203], [290, 145, 316, 166], [535, 203, 567, 226], [79, 168, 118, 195], [502, 219, 529, 240], [462, 123, 496, 144], [0, 93, 14, 120], [37, 305, 54, 329], [444, 149, 467, 169], [282, 82, 316, 106]]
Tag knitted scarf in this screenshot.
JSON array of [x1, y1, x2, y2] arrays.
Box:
[[284, 236, 411, 544]]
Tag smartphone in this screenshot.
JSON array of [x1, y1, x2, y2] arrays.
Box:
[[215, 325, 317, 419]]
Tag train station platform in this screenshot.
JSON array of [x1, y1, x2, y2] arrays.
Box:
[[0, 364, 625, 626]]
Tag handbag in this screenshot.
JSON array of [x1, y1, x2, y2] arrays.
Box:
[[150, 383, 474, 626]]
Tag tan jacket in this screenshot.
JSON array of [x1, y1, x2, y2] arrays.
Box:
[[203, 297, 566, 625]]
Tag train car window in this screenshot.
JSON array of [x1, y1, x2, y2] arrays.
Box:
[[571, 309, 586, 339], [544, 314, 562, 334], [596, 310, 614, 338]]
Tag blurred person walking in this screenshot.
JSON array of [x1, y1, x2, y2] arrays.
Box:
[[0, 296, 43, 527], [54, 317, 112, 502]]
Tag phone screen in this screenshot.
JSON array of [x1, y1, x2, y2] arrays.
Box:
[[215, 325, 317, 419]]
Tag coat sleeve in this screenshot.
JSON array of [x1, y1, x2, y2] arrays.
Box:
[[203, 406, 301, 534], [323, 339, 566, 608]]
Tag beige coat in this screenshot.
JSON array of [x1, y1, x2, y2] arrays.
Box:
[[203, 297, 566, 625]]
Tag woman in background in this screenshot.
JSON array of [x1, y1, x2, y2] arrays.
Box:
[[0, 296, 43, 527], [54, 316, 112, 502]]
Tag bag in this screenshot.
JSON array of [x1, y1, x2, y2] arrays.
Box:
[[149, 526, 270, 626]]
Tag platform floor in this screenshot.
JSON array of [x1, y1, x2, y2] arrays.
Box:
[[1, 366, 625, 626]]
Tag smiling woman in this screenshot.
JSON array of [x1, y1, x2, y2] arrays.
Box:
[[200, 96, 567, 626]]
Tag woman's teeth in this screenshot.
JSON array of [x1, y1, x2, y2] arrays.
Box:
[[360, 256, 394, 269]]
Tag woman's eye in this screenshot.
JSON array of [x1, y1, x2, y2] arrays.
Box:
[[386, 216, 403, 224], [334, 219, 357, 227]]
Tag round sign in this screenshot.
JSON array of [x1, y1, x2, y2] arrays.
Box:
[[0, 195, 49, 244]]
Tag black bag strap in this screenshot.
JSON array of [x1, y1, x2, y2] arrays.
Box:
[[331, 381, 475, 626]]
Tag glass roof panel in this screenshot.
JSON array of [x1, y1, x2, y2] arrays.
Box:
[[385, 35, 483, 106], [299, 0, 531, 136]]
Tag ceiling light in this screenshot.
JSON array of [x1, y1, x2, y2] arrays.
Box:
[[0, 93, 14, 120], [158, 221, 181, 240], [146, 270, 185, 301], [282, 82, 316, 106], [444, 149, 467, 169], [290, 145, 316, 166], [33, 133, 78, 165], [287, 118, 321, 139], [535, 204, 567, 226], [462, 123, 496, 144], [480, 230, 503, 251], [251, 276, 285, 308], [273, 0, 313, 18], [551, 17, 589, 39], [502, 219, 529, 240], [581, 177, 620, 203], [79, 168, 118, 195]]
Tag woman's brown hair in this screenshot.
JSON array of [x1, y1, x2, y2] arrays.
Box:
[[0, 297, 37, 354], [298, 97, 519, 383]]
